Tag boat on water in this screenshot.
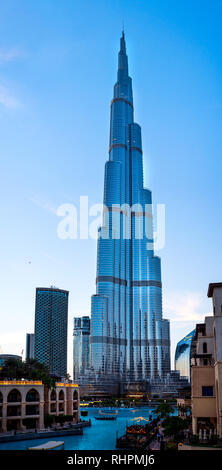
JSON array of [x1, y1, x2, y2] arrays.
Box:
[[94, 409, 118, 420], [28, 441, 64, 450], [94, 416, 117, 420]]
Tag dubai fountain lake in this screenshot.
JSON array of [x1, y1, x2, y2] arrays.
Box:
[[0, 406, 177, 450]]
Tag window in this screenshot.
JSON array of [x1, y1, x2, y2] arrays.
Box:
[[202, 386, 213, 397], [203, 342, 207, 353]]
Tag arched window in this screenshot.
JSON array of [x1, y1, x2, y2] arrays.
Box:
[[26, 388, 40, 402], [59, 390, 64, 401], [203, 342, 207, 353], [7, 389, 21, 403], [50, 390, 56, 401], [73, 390, 78, 401]]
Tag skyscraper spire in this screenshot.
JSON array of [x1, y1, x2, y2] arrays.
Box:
[[117, 30, 128, 83], [120, 29, 126, 52], [91, 33, 171, 387], [115, 31, 132, 105]]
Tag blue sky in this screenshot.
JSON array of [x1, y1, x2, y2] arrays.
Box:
[[0, 0, 222, 376]]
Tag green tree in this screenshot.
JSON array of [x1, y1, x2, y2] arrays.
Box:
[[44, 414, 54, 428], [0, 358, 56, 389], [155, 403, 174, 418], [162, 416, 188, 441]]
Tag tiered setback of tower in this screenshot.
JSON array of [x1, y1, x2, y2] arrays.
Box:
[[91, 33, 170, 383]]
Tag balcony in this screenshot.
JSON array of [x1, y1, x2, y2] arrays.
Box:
[[7, 406, 21, 417], [7, 390, 21, 403], [26, 390, 40, 403], [26, 405, 39, 416], [50, 404, 56, 413]]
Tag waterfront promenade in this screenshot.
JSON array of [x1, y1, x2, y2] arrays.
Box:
[[0, 421, 91, 443], [149, 422, 164, 450]]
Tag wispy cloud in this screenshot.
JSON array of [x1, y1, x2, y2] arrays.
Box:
[[30, 195, 58, 215], [164, 290, 211, 323], [0, 47, 24, 63], [0, 47, 25, 109], [0, 84, 20, 109]]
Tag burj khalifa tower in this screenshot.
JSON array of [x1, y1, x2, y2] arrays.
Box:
[[90, 32, 170, 385]]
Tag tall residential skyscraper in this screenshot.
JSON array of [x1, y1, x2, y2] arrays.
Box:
[[91, 32, 170, 384], [34, 287, 68, 377], [26, 333, 35, 360], [73, 316, 90, 382]]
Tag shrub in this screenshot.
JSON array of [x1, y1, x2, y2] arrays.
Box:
[[44, 414, 54, 428], [166, 440, 177, 450]]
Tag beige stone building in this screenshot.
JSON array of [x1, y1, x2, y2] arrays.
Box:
[[0, 380, 79, 433], [191, 282, 222, 439]]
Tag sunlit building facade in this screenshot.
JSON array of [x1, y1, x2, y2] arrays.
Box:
[[91, 33, 170, 384], [175, 330, 195, 382]]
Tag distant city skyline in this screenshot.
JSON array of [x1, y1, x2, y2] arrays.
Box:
[[0, 0, 222, 377]]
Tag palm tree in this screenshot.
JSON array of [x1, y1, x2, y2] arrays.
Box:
[[155, 403, 174, 419]]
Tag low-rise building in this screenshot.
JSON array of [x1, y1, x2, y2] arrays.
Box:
[[44, 382, 79, 422], [190, 282, 222, 439], [0, 380, 79, 433]]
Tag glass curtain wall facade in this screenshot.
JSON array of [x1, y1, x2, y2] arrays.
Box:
[[91, 33, 170, 384], [73, 316, 90, 382], [34, 287, 68, 377], [175, 330, 195, 382]]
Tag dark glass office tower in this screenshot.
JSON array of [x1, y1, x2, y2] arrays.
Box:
[[26, 333, 35, 360], [34, 287, 68, 377], [91, 33, 170, 384]]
